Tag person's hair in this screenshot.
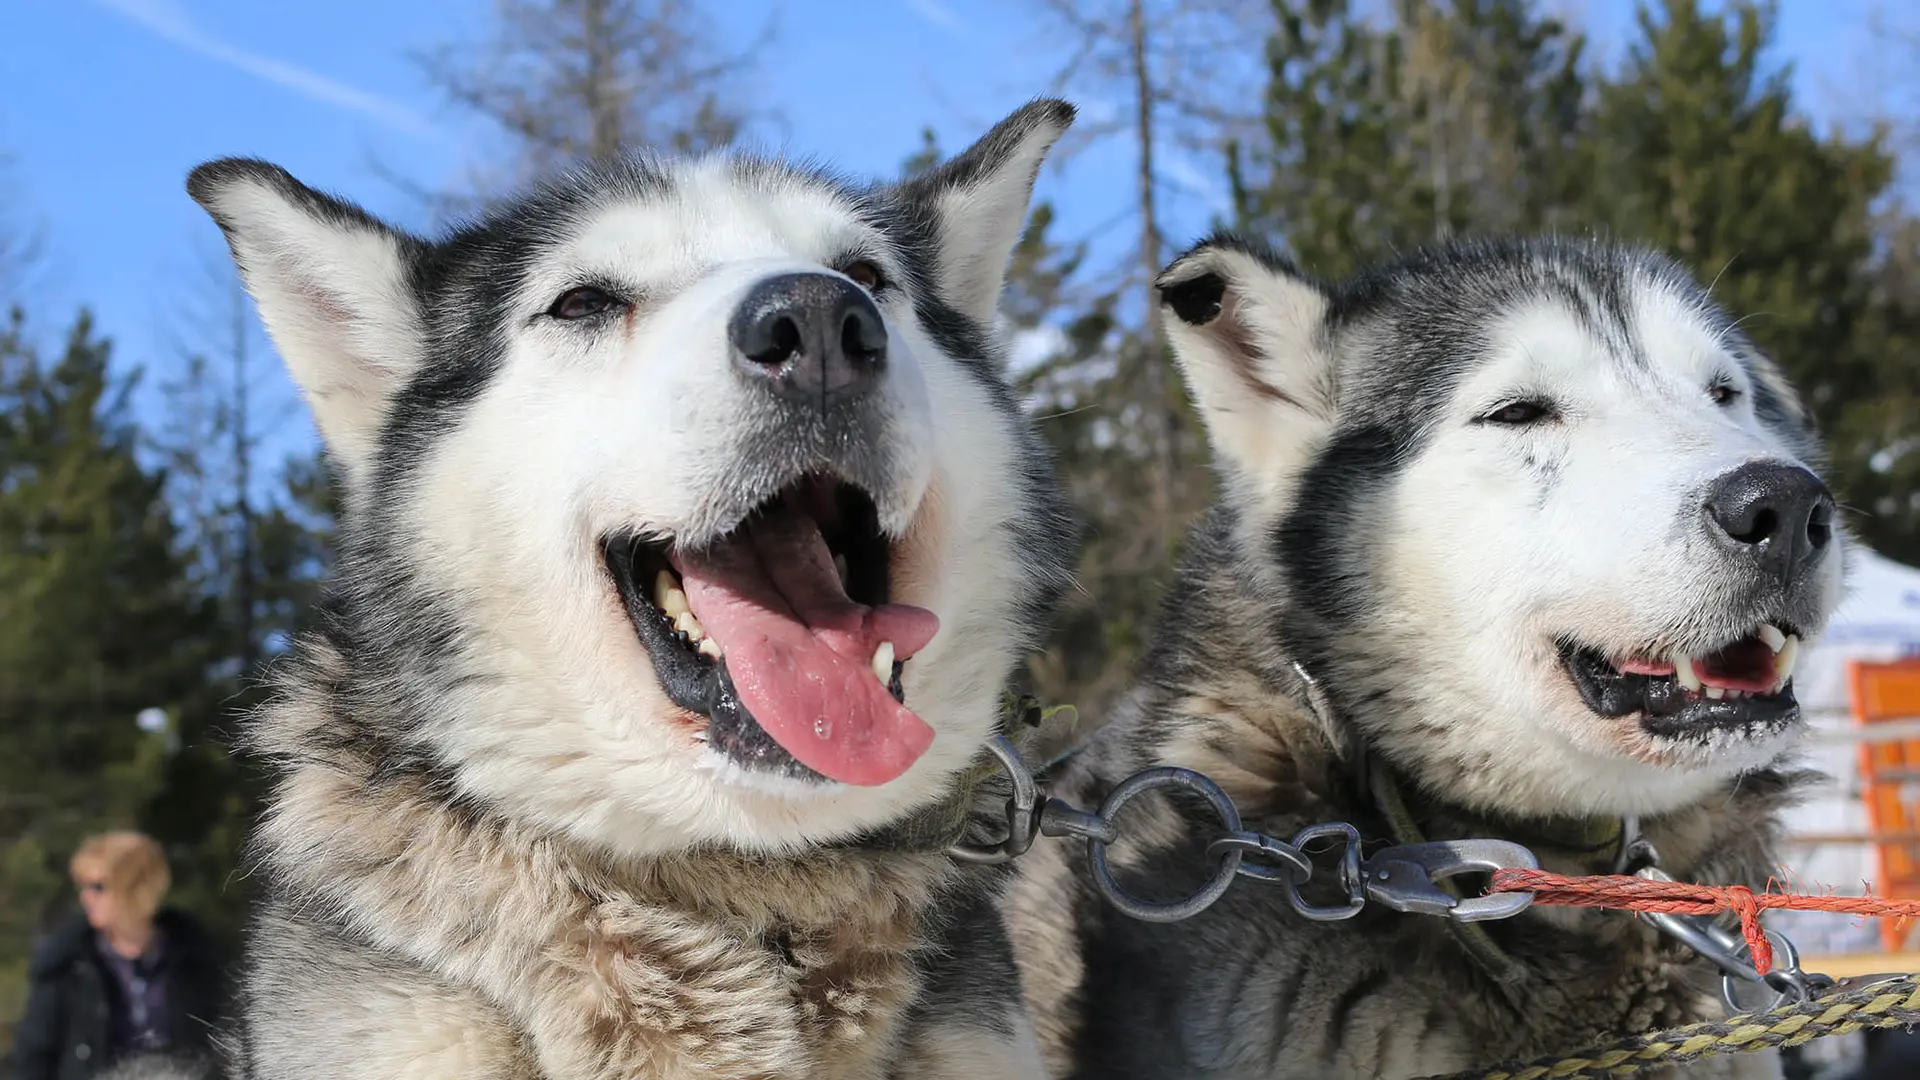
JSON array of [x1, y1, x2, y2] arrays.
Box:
[[70, 831, 170, 922]]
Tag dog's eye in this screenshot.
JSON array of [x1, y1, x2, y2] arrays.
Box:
[[1708, 383, 1741, 406], [548, 286, 619, 321], [1480, 400, 1555, 426], [841, 260, 887, 293]]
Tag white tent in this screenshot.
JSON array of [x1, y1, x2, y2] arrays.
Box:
[[1770, 547, 1920, 955]]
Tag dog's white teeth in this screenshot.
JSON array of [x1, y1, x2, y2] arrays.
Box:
[[871, 640, 895, 684], [674, 611, 705, 641], [654, 571, 691, 619], [1773, 635, 1800, 692], [1757, 623, 1787, 652], [1705, 685, 1726, 700], [835, 554, 851, 591], [1673, 652, 1703, 692], [697, 638, 723, 660]]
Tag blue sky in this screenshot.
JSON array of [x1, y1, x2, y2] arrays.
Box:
[[0, 0, 1898, 489]]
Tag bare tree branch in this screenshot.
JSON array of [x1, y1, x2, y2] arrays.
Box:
[[415, 0, 777, 190], [1024, 0, 1274, 553], [0, 154, 45, 305]]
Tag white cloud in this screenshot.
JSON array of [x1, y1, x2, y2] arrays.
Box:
[[92, 0, 440, 139], [906, 0, 968, 36]]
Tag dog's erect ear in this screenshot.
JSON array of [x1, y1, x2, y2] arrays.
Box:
[[187, 159, 425, 494], [1157, 236, 1335, 502], [899, 99, 1074, 326]]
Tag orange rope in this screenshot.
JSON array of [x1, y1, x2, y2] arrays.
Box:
[[1485, 868, 1920, 975]]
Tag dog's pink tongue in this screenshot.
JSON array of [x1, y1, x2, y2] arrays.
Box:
[[672, 511, 938, 786]]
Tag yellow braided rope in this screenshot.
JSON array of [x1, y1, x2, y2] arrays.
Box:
[[1420, 976, 1920, 1080]]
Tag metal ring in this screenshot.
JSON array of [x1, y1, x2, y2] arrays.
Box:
[[1207, 831, 1312, 884], [1281, 822, 1368, 921], [1086, 767, 1245, 923], [947, 736, 1040, 864]]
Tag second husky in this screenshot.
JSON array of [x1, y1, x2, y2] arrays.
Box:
[[1007, 234, 1843, 1079]]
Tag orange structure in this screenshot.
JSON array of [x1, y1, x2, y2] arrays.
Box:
[[1848, 658, 1920, 951]]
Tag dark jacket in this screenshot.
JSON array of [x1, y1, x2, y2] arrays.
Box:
[[10, 909, 225, 1080]]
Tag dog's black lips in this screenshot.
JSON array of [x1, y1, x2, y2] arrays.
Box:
[[603, 476, 908, 781], [1557, 637, 1801, 742]]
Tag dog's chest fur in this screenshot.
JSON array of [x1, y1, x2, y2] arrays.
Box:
[[558, 857, 931, 1078], [1007, 663, 1794, 1080], [239, 645, 959, 1080]]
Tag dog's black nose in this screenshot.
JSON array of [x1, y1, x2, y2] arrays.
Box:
[[728, 272, 887, 406], [1704, 461, 1835, 580]]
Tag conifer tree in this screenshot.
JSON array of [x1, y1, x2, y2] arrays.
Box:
[[1576, 0, 1916, 562], [0, 310, 215, 1038]]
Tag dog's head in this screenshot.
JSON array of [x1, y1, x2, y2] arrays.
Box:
[[189, 101, 1076, 855], [1159, 234, 1843, 818]]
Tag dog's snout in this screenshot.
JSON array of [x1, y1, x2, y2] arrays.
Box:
[[728, 273, 887, 406], [1703, 461, 1834, 580]]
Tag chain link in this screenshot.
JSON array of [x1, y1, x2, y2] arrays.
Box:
[[949, 736, 1536, 925], [949, 734, 1839, 1027]]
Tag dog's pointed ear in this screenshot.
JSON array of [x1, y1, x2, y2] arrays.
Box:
[[187, 158, 425, 494], [1157, 236, 1336, 501], [899, 99, 1074, 325]]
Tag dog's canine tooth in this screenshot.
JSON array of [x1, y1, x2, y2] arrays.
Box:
[[1672, 652, 1703, 692], [835, 554, 851, 590], [871, 641, 894, 684], [1757, 623, 1787, 652], [1774, 635, 1800, 691], [697, 638, 722, 660]]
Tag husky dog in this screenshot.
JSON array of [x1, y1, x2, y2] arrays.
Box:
[[178, 100, 1078, 1080], [1004, 234, 1842, 1080]]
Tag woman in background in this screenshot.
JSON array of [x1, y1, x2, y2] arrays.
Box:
[[11, 832, 224, 1080]]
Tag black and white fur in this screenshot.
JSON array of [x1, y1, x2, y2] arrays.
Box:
[[163, 100, 1079, 1080], [1005, 234, 1842, 1080]]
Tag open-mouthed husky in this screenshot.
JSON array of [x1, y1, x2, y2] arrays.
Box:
[[173, 100, 1078, 1080], [1004, 234, 1843, 1079]]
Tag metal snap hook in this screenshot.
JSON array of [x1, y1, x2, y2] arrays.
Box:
[[947, 736, 1041, 864], [1362, 839, 1541, 923]]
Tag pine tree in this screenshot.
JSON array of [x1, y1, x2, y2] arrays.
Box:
[[1576, 0, 1918, 562], [1231, 0, 1586, 276], [0, 309, 216, 1040]]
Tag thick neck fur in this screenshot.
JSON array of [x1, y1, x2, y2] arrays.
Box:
[[242, 632, 954, 1078]]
